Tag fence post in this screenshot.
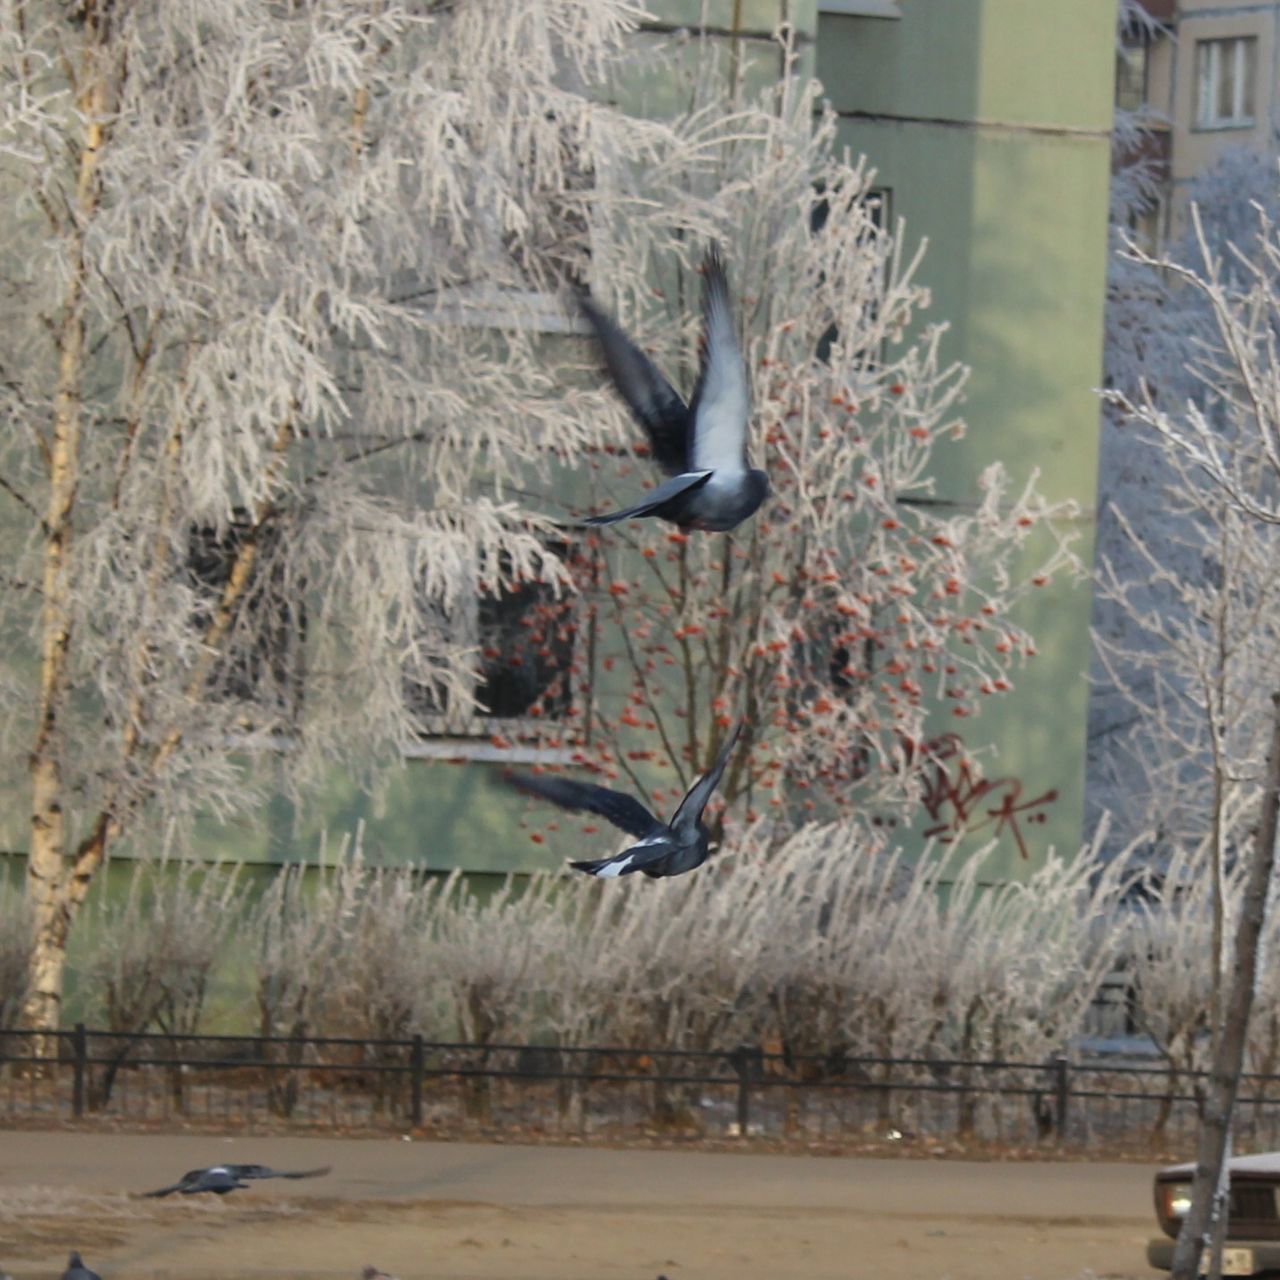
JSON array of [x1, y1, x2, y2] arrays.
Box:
[[410, 1034, 424, 1127], [728, 1046, 751, 1138], [72, 1023, 87, 1119], [1053, 1053, 1070, 1143]]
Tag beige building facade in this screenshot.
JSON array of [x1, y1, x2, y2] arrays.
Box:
[[1132, 0, 1280, 234]]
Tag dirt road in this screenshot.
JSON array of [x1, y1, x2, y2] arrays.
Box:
[[0, 1130, 1164, 1280]]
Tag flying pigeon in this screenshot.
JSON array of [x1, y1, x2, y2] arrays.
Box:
[[504, 721, 741, 878], [62, 1253, 102, 1280], [579, 247, 767, 532], [141, 1162, 331, 1197]]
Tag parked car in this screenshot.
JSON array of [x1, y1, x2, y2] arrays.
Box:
[[1149, 1154, 1280, 1276]]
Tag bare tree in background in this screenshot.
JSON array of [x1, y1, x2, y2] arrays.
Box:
[[0, 0, 664, 1033], [1103, 192, 1280, 1280]]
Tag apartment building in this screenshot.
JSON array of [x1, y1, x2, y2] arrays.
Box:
[[1123, 0, 1280, 235]]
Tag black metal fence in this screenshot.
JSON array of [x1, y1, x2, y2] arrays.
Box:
[[2, 1025, 1278, 1153]]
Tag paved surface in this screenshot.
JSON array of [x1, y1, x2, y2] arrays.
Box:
[[0, 1130, 1167, 1280]]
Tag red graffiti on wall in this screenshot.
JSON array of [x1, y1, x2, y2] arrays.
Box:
[[911, 734, 1058, 860]]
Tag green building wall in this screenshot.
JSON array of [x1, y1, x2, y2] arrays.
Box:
[[816, 1, 1114, 878]]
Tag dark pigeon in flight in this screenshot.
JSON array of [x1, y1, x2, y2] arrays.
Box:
[[504, 721, 741, 878], [142, 1162, 331, 1197], [579, 247, 766, 532], [62, 1253, 102, 1280]]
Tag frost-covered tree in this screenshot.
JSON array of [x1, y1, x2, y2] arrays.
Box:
[[1103, 194, 1280, 1280], [0, 0, 664, 1033], [1091, 132, 1280, 851]]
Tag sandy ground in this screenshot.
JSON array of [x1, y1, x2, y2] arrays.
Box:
[[0, 1130, 1166, 1280]]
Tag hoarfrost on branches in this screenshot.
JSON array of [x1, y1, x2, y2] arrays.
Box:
[[0, 0, 665, 1030]]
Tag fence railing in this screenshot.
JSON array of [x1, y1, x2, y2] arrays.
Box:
[[1, 1024, 1275, 1153]]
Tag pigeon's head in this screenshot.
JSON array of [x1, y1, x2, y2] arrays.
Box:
[[68, 1254, 83, 1266]]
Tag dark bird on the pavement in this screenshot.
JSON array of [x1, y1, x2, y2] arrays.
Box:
[[504, 721, 741, 879], [141, 1162, 331, 1198], [361, 1268, 399, 1280], [579, 246, 766, 532], [62, 1252, 102, 1280]]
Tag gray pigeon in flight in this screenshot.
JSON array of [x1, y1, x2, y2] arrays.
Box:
[[504, 721, 741, 878], [580, 247, 767, 532], [62, 1253, 102, 1280], [142, 1162, 331, 1197]]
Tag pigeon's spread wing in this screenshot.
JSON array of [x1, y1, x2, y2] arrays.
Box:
[[504, 772, 660, 839], [579, 296, 689, 475], [670, 720, 742, 834], [688, 247, 750, 475], [584, 470, 713, 526]]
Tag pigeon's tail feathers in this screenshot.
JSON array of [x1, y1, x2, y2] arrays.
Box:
[[569, 855, 635, 878], [141, 1183, 181, 1198], [280, 1165, 332, 1180], [584, 470, 714, 526]]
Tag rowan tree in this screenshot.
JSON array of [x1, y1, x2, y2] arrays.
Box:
[[510, 62, 1078, 846]]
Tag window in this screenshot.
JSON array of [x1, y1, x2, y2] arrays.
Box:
[[1195, 37, 1256, 129], [402, 543, 578, 758], [1115, 41, 1148, 113], [187, 511, 305, 721]]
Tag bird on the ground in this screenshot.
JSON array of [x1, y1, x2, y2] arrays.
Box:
[[361, 1267, 399, 1280], [141, 1162, 331, 1197], [504, 721, 741, 879], [62, 1252, 102, 1280], [579, 246, 766, 532]]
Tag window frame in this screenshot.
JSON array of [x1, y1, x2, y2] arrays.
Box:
[[1194, 35, 1257, 131], [401, 540, 584, 764], [818, 0, 901, 16]]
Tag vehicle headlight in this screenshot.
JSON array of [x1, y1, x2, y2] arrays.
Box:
[[1163, 1183, 1193, 1218]]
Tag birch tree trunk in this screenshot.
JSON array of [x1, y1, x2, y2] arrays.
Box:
[[23, 3, 113, 1038], [1171, 692, 1280, 1280]]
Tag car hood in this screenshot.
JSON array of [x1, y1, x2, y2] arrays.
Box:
[[1160, 1153, 1280, 1178]]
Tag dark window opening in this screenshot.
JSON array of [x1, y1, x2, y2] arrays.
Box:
[[187, 509, 305, 719], [404, 540, 577, 734]]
